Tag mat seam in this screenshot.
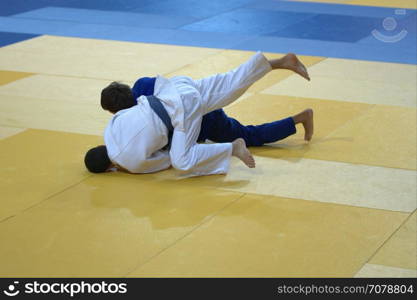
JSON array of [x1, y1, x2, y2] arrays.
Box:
[[353, 211, 416, 276], [0, 175, 93, 224], [123, 192, 248, 277]]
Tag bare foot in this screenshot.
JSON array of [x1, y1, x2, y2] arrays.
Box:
[[292, 108, 314, 141], [232, 138, 256, 168], [272, 53, 310, 81], [302, 109, 314, 141]]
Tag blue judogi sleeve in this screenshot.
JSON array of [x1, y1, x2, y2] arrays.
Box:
[[132, 77, 156, 100]]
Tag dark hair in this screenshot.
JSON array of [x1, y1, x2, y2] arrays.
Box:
[[101, 82, 135, 113], [84, 145, 111, 173]]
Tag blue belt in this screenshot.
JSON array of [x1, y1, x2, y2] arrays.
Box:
[[146, 96, 174, 150]]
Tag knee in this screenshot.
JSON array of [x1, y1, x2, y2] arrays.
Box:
[[244, 126, 265, 146], [171, 155, 193, 172]]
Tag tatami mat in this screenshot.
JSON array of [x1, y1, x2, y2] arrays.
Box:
[[165, 50, 325, 92], [369, 211, 417, 270], [0, 23, 415, 278], [262, 59, 417, 107], [355, 264, 417, 278], [296, 0, 417, 9], [0, 129, 101, 221], [0, 35, 221, 81], [0, 126, 26, 139], [225, 94, 417, 170], [0, 94, 108, 135], [346, 0, 417, 9], [0, 70, 34, 85], [0, 175, 244, 277], [0, 74, 109, 103], [304, 104, 417, 170], [128, 193, 407, 277], [190, 156, 417, 212]]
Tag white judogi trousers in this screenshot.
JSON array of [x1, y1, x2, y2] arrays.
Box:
[[166, 51, 272, 177]]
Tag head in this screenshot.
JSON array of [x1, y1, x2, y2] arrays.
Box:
[[101, 81, 135, 114], [84, 145, 112, 173]]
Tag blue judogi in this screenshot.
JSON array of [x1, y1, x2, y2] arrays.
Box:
[[132, 77, 296, 147]]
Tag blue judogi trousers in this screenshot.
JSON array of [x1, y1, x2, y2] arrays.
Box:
[[198, 109, 296, 146]]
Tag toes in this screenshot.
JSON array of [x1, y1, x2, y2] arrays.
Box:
[[299, 65, 310, 81], [249, 156, 255, 168], [293, 59, 310, 81], [304, 70, 311, 81], [294, 67, 308, 81], [246, 154, 256, 168]]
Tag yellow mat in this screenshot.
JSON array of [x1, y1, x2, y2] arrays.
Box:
[[262, 58, 417, 108], [165, 50, 325, 93], [0, 174, 244, 277], [225, 94, 417, 170], [346, 0, 417, 9], [0, 70, 34, 86], [295, 0, 417, 9], [0, 126, 26, 139], [355, 264, 417, 278], [0, 35, 221, 82], [0, 129, 101, 221], [128, 193, 407, 277], [370, 211, 417, 270], [0, 35, 415, 278]]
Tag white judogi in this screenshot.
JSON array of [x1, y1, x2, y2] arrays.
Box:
[[104, 51, 272, 176]]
